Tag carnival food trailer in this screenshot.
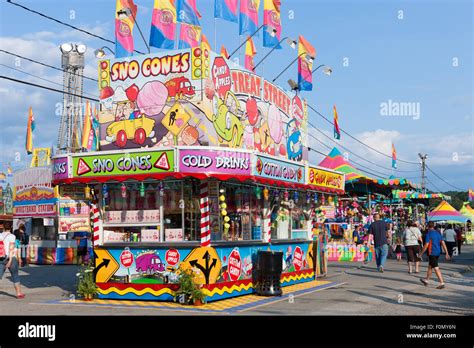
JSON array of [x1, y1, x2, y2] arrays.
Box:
[[52, 48, 345, 302]]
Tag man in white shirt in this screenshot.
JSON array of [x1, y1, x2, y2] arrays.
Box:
[[0, 222, 25, 299], [443, 224, 457, 260]]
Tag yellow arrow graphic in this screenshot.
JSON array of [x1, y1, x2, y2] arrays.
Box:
[[94, 248, 120, 283]]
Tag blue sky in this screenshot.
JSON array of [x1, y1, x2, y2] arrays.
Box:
[[0, 0, 472, 190]]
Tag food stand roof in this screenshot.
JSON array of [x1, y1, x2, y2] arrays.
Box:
[[460, 203, 474, 222], [428, 200, 468, 223], [392, 190, 451, 200], [318, 147, 419, 191]]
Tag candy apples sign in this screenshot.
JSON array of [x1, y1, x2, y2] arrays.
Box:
[[227, 248, 242, 281], [165, 249, 180, 266], [212, 57, 231, 99]]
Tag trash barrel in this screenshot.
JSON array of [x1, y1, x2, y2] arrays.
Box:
[[254, 250, 283, 296]]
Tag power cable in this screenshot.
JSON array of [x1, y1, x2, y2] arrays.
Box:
[[306, 103, 420, 165], [308, 124, 399, 178], [6, 0, 145, 55], [426, 177, 443, 193], [307, 130, 395, 178], [0, 63, 100, 99], [426, 165, 465, 191], [0, 75, 100, 102], [0, 49, 98, 82]]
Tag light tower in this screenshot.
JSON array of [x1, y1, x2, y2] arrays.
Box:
[[57, 43, 86, 153]]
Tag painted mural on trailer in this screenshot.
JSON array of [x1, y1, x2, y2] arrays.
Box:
[[95, 243, 314, 290], [97, 49, 308, 162]]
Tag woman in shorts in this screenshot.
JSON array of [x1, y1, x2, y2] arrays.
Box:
[[403, 221, 423, 274]]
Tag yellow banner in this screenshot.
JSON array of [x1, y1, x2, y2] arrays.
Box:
[[307, 167, 344, 191]]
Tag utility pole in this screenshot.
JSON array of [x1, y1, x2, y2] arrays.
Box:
[[418, 153, 427, 194]]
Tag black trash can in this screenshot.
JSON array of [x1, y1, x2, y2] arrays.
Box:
[[254, 250, 283, 296]]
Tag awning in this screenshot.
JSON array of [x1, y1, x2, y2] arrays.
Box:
[[428, 200, 468, 223], [318, 147, 418, 190], [392, 190, 451, 200], [53, 172, 345, 194]]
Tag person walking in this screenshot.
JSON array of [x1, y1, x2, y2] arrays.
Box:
[[443, 224, 457, 261], [13, 224, 28, 267], [394, 237, 402, 262], [403, 221, 423, 274], [368, 213, 389, 272], [455, 227, 464, 255], [419, 221, 450, 289], [0, 222, 25, 298]]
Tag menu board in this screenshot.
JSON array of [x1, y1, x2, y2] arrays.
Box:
[[59, 217, 90, 233]]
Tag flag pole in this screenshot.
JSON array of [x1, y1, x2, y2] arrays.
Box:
[[175, 22, 180, 50], [214, 18, 217, 54]]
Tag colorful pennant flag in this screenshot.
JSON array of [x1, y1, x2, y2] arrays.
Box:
[[178, 22, 202, 48], [214, 0, 238, 23], [176, 0, 201, 25], [392, 143, 397, 169], [150, 0, 177, 49], [244, 36, 257, 71], [81, 101, 94, 150], [263, 0, 282, 48], [220, 45, 229, 59], [333, 105, 341, 140], [469, 189, 474, 202], [240, 0, 261, 36], [7, 165, 13, 176], [25, 106, 35, 155], [297, 35, 316, 91], [115, 0, 138, 58], [91, 107, 100, 151]]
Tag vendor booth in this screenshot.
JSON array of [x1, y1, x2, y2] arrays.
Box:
[[13, 165, 92, 264], [0, 183, 13, 230], [460, 203, 474, 244], [427, 201, 469, 224], [52, 48, 346, 302]]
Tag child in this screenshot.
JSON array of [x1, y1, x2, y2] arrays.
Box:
[[362, 232, 372, 264], [395, 237, 402, 262]]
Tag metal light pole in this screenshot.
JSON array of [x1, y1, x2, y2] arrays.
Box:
[[57, 43, 86, 153], [272, 52, 309, 83], [252, 37, 297, 72], [312, 64, 333, 75], [228, 24, 276, 59], [94, 46, 115, 59]]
